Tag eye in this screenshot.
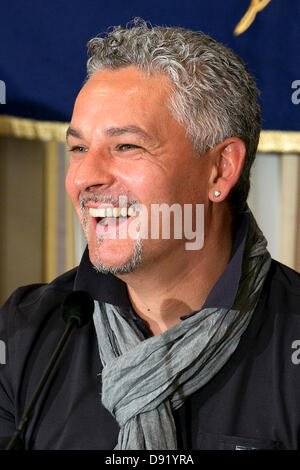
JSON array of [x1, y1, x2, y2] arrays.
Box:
[[116, 144, 142, 151], [68, 146, 88, 153]]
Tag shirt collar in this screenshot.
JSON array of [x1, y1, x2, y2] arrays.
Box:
[[74, 211, 250, 314]]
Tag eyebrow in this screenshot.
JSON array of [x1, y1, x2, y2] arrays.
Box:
[[66, 127, 83, 140], [66, 125, 153, 144]]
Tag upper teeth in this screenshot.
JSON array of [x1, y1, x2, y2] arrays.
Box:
[[89, 206, 136, 218]]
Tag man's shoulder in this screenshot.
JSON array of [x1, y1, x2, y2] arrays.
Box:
[[268, 259, 300, 299], [0, 266, 79, 324], [263, 259, 300, 320]]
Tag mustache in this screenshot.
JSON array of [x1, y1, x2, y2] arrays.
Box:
[[79, 194, 139, 211]]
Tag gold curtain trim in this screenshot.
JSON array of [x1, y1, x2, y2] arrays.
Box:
[[0, 114, 68, 142], [258, 131, 300, 154], [1, 114, 300, 153]]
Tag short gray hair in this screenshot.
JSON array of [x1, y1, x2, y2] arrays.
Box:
[[86, 19, 261, 212]]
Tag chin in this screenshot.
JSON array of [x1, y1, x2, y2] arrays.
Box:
[[89, 237, 143, 275]]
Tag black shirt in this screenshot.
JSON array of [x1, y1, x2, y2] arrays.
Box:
[[0, 214, 300, 450]]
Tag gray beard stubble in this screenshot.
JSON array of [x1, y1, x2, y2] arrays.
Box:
[[79, 198, 143, 275]]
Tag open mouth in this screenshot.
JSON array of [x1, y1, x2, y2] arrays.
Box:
[[89, 206, 136, 222], [88, 206, 138, 234]]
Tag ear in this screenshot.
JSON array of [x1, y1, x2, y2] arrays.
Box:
[[208, 138, 246, 203]]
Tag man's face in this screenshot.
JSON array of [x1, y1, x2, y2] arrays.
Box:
[[66, 66, 211, 274]]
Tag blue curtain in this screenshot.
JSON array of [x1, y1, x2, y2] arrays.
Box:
[[0, 0, 299, 130]]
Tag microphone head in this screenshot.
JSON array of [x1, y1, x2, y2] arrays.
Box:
[[61, 291, 94, 328]]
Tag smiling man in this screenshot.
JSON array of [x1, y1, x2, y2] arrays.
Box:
[[65, 64, 241, 334], [0, 20, 300, 451]]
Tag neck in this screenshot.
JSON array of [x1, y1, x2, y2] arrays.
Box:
[[118, 206, 234, 335]]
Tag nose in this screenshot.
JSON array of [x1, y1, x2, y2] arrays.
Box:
[[71, 149, 115, 192]]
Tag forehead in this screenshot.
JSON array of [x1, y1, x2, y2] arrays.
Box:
[[71, 66, 174, 138], [82, 65, 171, 95]]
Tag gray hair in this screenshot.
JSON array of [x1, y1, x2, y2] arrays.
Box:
[[86, 19, 261, 212]]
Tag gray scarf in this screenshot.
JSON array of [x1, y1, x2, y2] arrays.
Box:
[[93, 212, 271, 450]]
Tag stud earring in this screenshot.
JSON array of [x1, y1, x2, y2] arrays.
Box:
[[214, 190, 221, 198]]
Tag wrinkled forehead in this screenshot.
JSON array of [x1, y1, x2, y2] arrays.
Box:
[[70, 66, 177, 140]]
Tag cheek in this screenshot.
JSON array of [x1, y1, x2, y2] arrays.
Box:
[[177, 160, 209, 197], [125, 155, 179, 194], [119, 166, 171, 202], [120, 169, 147, 189]]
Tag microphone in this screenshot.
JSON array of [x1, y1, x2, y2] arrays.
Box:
[[61, 290, 94, 327], [5, 291, 94, 450]]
